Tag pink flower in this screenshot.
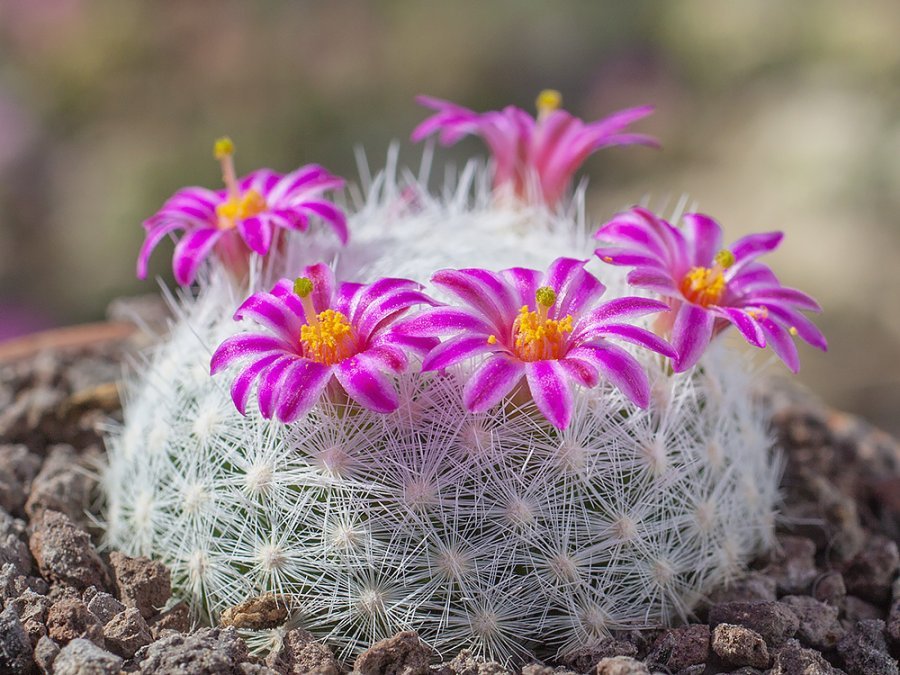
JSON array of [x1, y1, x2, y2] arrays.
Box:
[[137, 137, 347, 285], [411, 90, 658, 206], [594, 207, 827, 372], [399, 257, 675, 429], [210, 263, 436, 422]]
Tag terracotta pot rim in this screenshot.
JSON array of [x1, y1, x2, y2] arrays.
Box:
[[0, 321, 136, 364]]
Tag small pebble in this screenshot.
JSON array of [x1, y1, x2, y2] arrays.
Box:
[[836, 619, 898, 675], [353, 631, 432, 675], [0, 604, 34, 673], [265, 628, 341, 675], [53, 637, 124, 675], [108, 550, 171, 619], [594, 656, 650, 674], [645, 624, 709, 671], [813, 571, 847, 606], [781, 595, 845, 650], [762, 535, 819, 595], [842, 535, 899, 605], [770, 639, 840, 675], [103, 606, 153, 658], [708, 600, 799, 648], [33, 635, 60, 674], [28, 510, 109, 591], [711, 623, 769, 669], [46, 597, 104, 646]]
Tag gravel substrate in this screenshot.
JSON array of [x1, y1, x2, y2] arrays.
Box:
[[0, 320, 898, 675]]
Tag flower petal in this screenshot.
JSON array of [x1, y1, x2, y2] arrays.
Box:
[[302, 263, 336, 314], [274, 359, 332, 422], [575, 296, 671, 334], [237, 216, 273, 255], [334, 355, 399, 413], [210, 334, 292, 374], [431, 269, 512, 330], [233, 292, 301, 342], [229, 353, 284, 415], [396, 307, 493, 338], [299, 200, 349, 244], [525, 360, 574, 429], [172, 228, 222, 285], [421, 334, 495, 371], [589, 323, 676, 358], [682, 213, 723, 267], [713, 307, 766, 348], [730, 231, 783, 270], [762, 303, 828, 351], [559, 357, 599, 388], [462, 355, 525, 413], [500, 267, 544, 306], [671, 303, 715, 372], [759, 318, 800, 373], [257, 357, 295, 419], [568, 343, 651, 408], [136, 220, 183, 280]]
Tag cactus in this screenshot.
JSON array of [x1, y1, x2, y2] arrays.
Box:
[[104, 154, 780, 664]]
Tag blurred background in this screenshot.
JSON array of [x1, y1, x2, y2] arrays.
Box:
[[0, 0, 898, 431]]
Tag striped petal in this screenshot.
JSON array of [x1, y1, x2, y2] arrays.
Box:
[[462, 356, 525, 414], [525, 360, 574, 429]]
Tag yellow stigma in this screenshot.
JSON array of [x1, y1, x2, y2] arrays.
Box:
[[512, 295, 574, 363], [294, 277, 314, 298], [300, 309, 357, 365], [215, 190, 268, 230], [536, 89, 562, 118], [213, 136, 235, 160], [714, 249, 736, 269]]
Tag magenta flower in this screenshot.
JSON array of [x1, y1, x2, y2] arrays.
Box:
[[210, 263, 436, 422], [411, 90, 658, 206], [137, 137, 347, 286], [399, 257, 675, 429], [593, 207, 827, 373]]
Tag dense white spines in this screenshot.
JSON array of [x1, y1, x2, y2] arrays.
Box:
[[103, 159, 780, 665]]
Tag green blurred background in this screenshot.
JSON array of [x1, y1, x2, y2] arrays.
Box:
[[1, 0, 898, 431]]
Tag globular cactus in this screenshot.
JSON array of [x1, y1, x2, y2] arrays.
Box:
[[103, 153, 780, 664]]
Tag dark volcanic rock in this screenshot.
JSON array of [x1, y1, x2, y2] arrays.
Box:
[[24, 444, 95, 524], [708, 601, 800, 648], [29, 510, 109, 591], [813, 571, 848, 606], [558, 639, 639, 672], [781, 594, 845, 650], [84, 587, 126, 625], [711, 623, 770, 669], [836, 619, 898, 675], [8, 587, 52, 645], [594, 656, 650, 674], [265, 628, 341, 675], [108, 550, 171, 619], [0, 443, 42, 514], [148, 600, 190, 637], [645, 624, 709, 672], [46, 596, 104, 646], [53, 637, 124, 675], [33, 635, 60, 674], [135, 626, 258, 674], [762, 535, 819, 595], [0, 604, 34, 674], [103, 606, 153, 658], [710, 572, 778, 604], [444, 649, 510, 674], [842, 535, 899, 605], [353, 631, 432, 675], [771, 639, 843, 674]]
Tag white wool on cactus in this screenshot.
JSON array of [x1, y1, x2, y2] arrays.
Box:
[[103, 150, 780, 664]]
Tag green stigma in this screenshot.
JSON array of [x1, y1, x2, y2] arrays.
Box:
[[294, 277, 314, 298], [213, 136, 235, 160], [714, 249, 736, 269], [535, 286, 557, 308]]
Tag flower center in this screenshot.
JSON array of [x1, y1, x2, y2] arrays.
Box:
[[508, 286, 573, 362], [212, 136, 268, 230], [300, 309, 357, 365], [294, 276, 357, 365], [680, 249, 735, 308], [215, 190, 267, 230]]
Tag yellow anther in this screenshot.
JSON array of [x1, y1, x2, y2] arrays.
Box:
[[213, 136, 235, 160], [680, 266, 727, 308], [789, 326, 798, 336], [215, 190, 267, 230], [300, 310, 356, 365], [714, 249, 736, 269], [535, 286, 557, 308], [487, 335, 498, 345], [536, 89, 562, 118], [294, 277, 314, 298], [512, 305, 574, 362], [602, 256, 613, 263], [747, 306, 769, 321]]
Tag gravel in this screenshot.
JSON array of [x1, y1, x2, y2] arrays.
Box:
[[0, 319, 898, 673]]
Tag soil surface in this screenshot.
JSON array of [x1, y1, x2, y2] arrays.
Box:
[[0, 310, 898, 674]]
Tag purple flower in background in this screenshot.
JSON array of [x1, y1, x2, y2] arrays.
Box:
[[211, 263, 436, 422], [138, 137, 347, 285], [399, 257, 675, 429], [594, 207, 827, 372], [411, 90, 658, 206]]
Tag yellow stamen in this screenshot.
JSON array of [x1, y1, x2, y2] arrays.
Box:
[[602, 256, 613, 263], [215, 190, 268, 230], [300, 309, 357, 365], [747, 306, 769, 321], [536, 89, 562, 120], [511, 288, 573, 362], [487, 335, 497, 345], [789, 326, 798, 336], [680, 249, 735, 308]]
